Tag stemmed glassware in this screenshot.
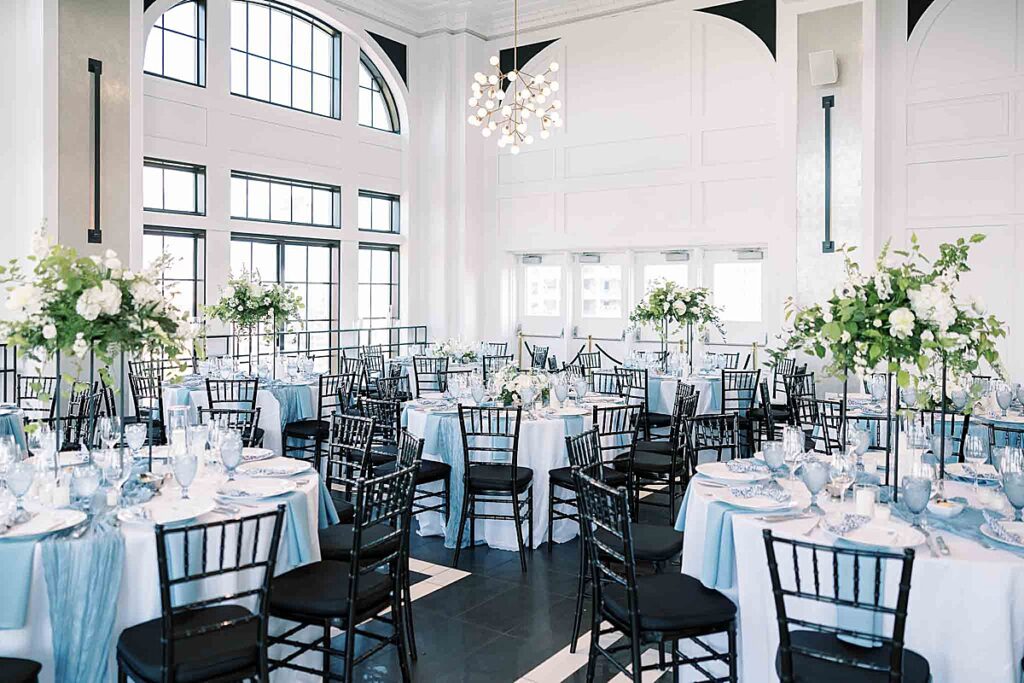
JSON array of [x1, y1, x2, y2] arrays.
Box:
[[964, 433, 988, 492], [71, 464, 101, 512], [951, 385, 969, 412], [220, 431, 243, 481], [172, 453, 198, 500], [1001, 450, 1024, 522], [100, 448, 132, 508], [782, 425, 803, 479], [97, 417, 122, 453], [901, 462, 933, 527], [519, 385, 538, 416], [829, 448, 856, 500], [7, 461, 35, 523], [799, 458, 830, 515], [471, 381, 487, 405], [166, 406, 191, 456], [763, 441, 786, 481], [553, 379, 569, 406], [573, 378, 588, 407], [996, 381, 1013, 417], [125, 423, 147, 461]]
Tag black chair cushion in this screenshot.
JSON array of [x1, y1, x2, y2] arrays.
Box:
[[634, 440, 675, 455], [615, 451, 675, 474], [549, 465, 627, 489], [647, 412, 673, 428], [282, 419, 329, 439], [330, 495, 355, 524], [270, 560, 392, 621], [775, 630, 931, 683], [116, 605, 258, 683], [596, 523, 683, 563], [0, 658, 41, 683], [467, 463, 533, 493], [378, 458, 450, 484], [319, 523, 400, 562], [604, 573, 736, 633]]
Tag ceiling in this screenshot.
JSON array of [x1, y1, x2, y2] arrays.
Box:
[[324, 0, 675, 39]]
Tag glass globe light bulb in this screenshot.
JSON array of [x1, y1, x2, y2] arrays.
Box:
[[533, 74, 545, 84], [517, 122, 527, 133], [510, 144, 520, 155], [482, 127, 492, 137], [552, 100, 562, 109], [536, 94, 546, 104], [496, 89, 506, 100], [468, 97, 478, 106], [550, 81, 560, 92], [467, 115, 478, 124], [487, 74, 498, 85], [485, 100, 495, 109], [550, 62, 559, 72], [540, 129, 550, 139], [508, 71, 518, 81], [502, 105, 512, 116], [476, 107, 487, 117], [489, 55, 500, 66], [523, 110, 532, 119], [542, 87, 551, 96], [525, 134, 534, 144], [474, 72, 486, 84]]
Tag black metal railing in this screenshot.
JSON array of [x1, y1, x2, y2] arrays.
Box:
[[1, 344, 16, 404]]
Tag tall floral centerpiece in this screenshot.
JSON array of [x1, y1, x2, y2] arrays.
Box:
[[490, 364, 551, 406], [775, 234, 1005, 489], [431, 338, 477, 364], [628, 280, 724, 373], [1, 232, 193, 422], [205, 272, 303, 369]]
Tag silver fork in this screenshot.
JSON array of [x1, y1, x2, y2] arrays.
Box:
[[802, 517, 823, 538]]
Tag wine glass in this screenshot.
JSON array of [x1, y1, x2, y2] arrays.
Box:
[[471, 381, 486, 405], [97, 416, 122, 452], [901, 386, 918, 409], [829, 448, 856, 500], [7, 461, 34, 523], [782, 425, 804, 479], [520, 384, 538, 412], [101, 449, 131, 507], [763, 441, 786, 481], [0, 438, 18, 492], [901, 463, 933, 527], [1015, 383, 1024, 409], [799, 458, 830, 515], [996, 382, 1013, 417], [125, 423, 147, 460], [964, 433, 988, 491], [172, 453, 198, 500], [71, 464, 101, 511], [220, 431, 243, 482], [553, 379, 569, 406], [951, 385, 969, 412], [1001, 450, 1024, 522], [573, 378, 589, 407]]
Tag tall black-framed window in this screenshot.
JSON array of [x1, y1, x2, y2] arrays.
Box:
[[230, 0, 341, 118], [230, 171, 340, 228], [144, 0, 207, 86], [229, 234, 339, 337], [358, 191, 399, 234], [142, 227, 206, 317], [143, 158, 206, 215], [359, 52, 400, 133], [358, 243, 400, 338]]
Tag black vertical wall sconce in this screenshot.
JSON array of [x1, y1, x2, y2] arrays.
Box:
[[821, 94, 834, 253], [88, 58, 103, 244]]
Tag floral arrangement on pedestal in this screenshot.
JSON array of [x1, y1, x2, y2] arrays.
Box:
[[0, 233, 192, 381], [431, 338, 477, 364], [629, 280, 724, 370], [205, 272, 303, 332], [775, 234, 1006, 410], [490, 364, 551, 406]]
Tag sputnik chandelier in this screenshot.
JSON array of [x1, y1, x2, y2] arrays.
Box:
[[466, 0, 562, 154]]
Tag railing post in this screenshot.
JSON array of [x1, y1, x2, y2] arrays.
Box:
[[518, 332, 524, 368]]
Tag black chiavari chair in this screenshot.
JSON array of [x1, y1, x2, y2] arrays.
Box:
[[575, 470, 737, 682], [482, 354, 514, 385], [361, 351, 386, 384], [282, 373, 354, 469], [922, 410, 970, 462], [773, 356, 797, 398], [692, 413, 741, 464], [617, 367, 672, 440], [116, 506, 286, 683], [631, 392, 699, 520], [548, 404, 641, 551], [816, 399, 845, 454], [718, 351, 741, 369], [128, 369, 165, 444], [359, 396, 402, 459], [592, 369, 621, 396], [0, 658, 40, 683], [562, 428, 684, 654], [198, 407, 263, 447], [721, 369, 760, 416], [269, 465, 418, 682], [750, 378, 785, 448], [61, 387, 103, 452], [205, 378, 259, 412], [376, 427, 451, 522], [16, 375, 57, 425], [991, 423, 1024, 451], [454, 406, 533, 572], [485, 341, 508, 356], [322, 413, 376, 521], [376, 374, 412, 402], [128, 358, 168, 382], [577, 351, 601, 371], [547, 355, 558, 372], [786, 371, 818, 435], [563, 363, 586, 385], [763, 530, 929, 682], [412, 356, 449, 396], [530, 345, 549, 369]]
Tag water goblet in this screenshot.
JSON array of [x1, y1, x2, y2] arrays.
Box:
[[101, 449, 132, 507], [471, 382, 486, 405], [1001, 451, 1024, 522], [553, 380, 569, 405], [97, 417, 122, 452], [964, 433, 988, 492], [996, 382, 1013, 417], [172, 453, 198, 500], [829, 448, 856, 500], [7, 461, 35, 523], [573, 379, 589, 407], [71, 464, 101, 511], [901, 464, 933, 527], [220, 431, 244, 481], [125, 423, 147, 460], [763, 441, 786, 481], [951, 386, 969, 412], [520, 385, 538, 413], [901, 386, 918, 409], [799, 458, 831, 514], [1016, 383, 1024, 409]]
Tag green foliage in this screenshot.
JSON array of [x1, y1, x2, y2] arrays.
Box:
[[204, 272, 303, 332], [628, 280, 725, 341]]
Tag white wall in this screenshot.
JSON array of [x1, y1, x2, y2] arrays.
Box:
[[878, 0, 1022, 379], [142, 0, 412, 333]]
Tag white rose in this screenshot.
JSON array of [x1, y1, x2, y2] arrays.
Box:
[[673, 301, 687, 315], [96, 281, 122, 315], [873, 319, 882, 328], [105, 258, 122, 271], [122, 271, 135, 282], [921, 330, 934, 343], [822, 310, 833, 323], [42, 323, 57, 340], [888, 308, 915, 339], [75, 293, 100, 321], [72, 336, 89, 357], [840, 331, 852, 344], [56, 281, 67, 291]]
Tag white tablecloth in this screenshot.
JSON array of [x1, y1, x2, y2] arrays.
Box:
[[162, 385, 317, 455], [404, 405, 589, 550], [0, 466, 325, 682], [648, 374, 720, 416], [681, 479, 1024, 682]]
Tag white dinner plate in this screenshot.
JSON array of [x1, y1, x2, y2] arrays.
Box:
[[695, 462, 770, 484], [584, 396, 622, 404], [118, 497, 215, 526], [551, 407, 590, 417], [0, 508, 87, 540], [712, 481, 808, 511], [980, 522, 1024, 549], [821, 517, 926, 549], [238, 458, 312, 478], [946, 462, 999, 482], [216, 479, 296, 501], [241, 448, 275, 463]]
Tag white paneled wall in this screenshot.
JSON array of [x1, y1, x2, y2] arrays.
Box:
[[880, 0, 1024, 378]]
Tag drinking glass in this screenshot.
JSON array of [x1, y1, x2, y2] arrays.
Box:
[[964, 433, 988, 491], [799, 458, 830, 514], [901, 464, 933, 527], [553, 380, 569, 405], [7, 461, 35, 523], [125, 423, 147, 460], [848, 424, 871, 457], [1016, 383, 1024, 408], [220, 431, 243, 481], [166, 406, 191, 455], [996, 382, 1013, 417], [951, 386, 969, 411], [188, 423, 210, 456], [101, 449, 131, 507], [520, 385, 537, 411], [471, 382, 487, 405], [829, 448, 856, 500], [1001, 450, 1024, 522], [172, 453, 198, 500], [573, 379, 589, 406], [97, 417, 122, 452], [763, 441, 786, 480], [0, 439, 18, 492], [901, 386, 918, 409], [71, 464, 101, 511], [782, 425, 804, 479], [868, 375, 886, 405]]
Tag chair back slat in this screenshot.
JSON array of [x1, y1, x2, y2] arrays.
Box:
[[412, 356, 449, 396], [485, 342, 508, 356], [206, 378, 259, 412], [324, 413, 375, 494], [721, 369, 760, 415], [691, 413, 741, 462], [592, 403, 643, 470], [482, 355, 514, 384], [457, 406, 522, 477], [199, 407, 262, 447], [530, 346, 549, 369]]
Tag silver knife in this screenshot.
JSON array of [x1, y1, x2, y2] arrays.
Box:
[[919, 526, 941, 558], [935, 534, 951, 556]]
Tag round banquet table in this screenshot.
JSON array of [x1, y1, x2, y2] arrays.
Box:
[[0, 460, 334, 683], [647, 372, 721, 416], [402, 400, 592, 550], [163, 380, 317, 455], [679, 476, 1024, 682]]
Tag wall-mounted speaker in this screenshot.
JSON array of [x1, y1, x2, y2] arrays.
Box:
[[808, 49, 838, 86]]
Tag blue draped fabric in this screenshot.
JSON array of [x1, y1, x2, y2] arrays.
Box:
[[41, 527, 125, 683], [317, 476, 341, 529], [0, 540, 36, 629], [265, 382, 315, 430], [890, 498, 1024, 558], [674, 482, 762, 590], [0, 407, 27, 451]]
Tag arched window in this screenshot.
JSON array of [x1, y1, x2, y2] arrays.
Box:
[[145, 0, 206, 86], [359, 52, 400, 133], [230, 0, 340, 118]]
